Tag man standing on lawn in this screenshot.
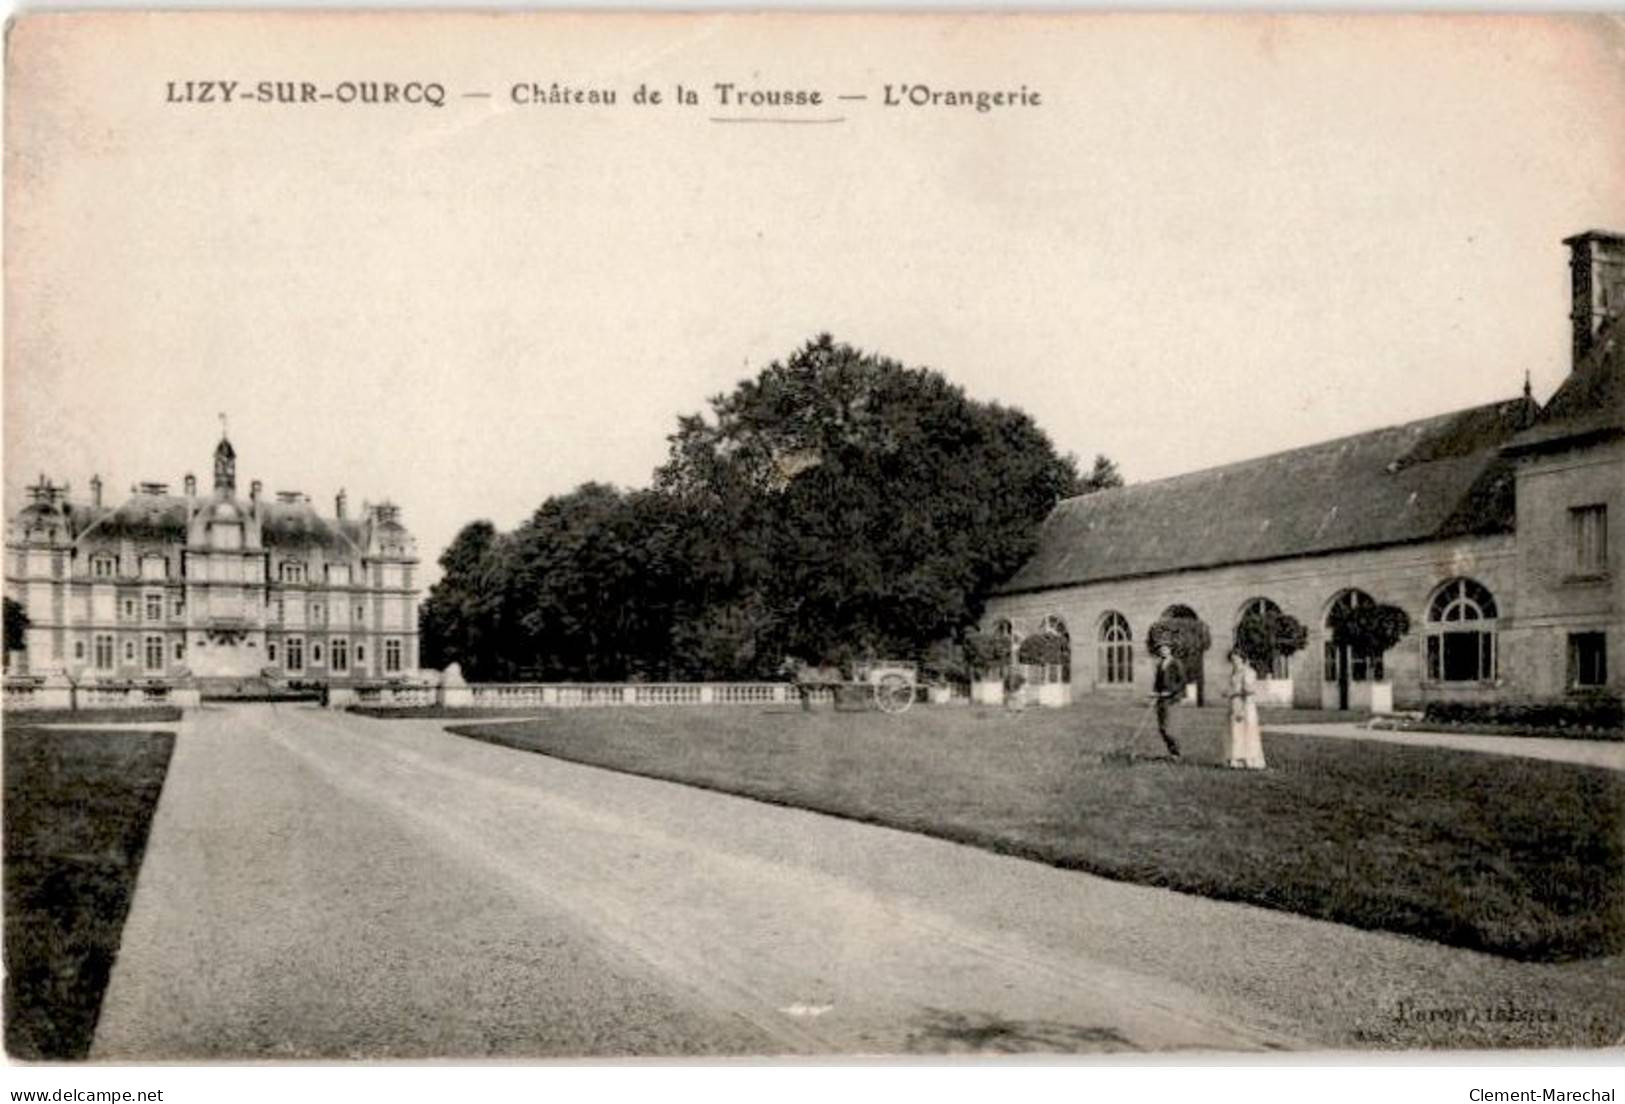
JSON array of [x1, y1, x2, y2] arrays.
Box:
[[1153, 643, 1185, 759]]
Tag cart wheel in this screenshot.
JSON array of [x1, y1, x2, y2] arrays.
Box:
[[876, 673, 914, 714]]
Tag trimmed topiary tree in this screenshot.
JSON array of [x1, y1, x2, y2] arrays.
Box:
[[1233, 608, 1309, 679], [962, 631, 1011, 680], [1016, 631, 1070, 668], [1328, 602, 1411, 667]]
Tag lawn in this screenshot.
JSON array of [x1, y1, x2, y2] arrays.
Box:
[[4, 726, 176, 1060], [451, 700, 1625, 963]]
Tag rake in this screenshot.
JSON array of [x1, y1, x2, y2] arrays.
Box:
[[1100, 697, 1162, 765]]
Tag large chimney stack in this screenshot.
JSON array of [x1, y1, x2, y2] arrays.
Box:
[[335, 488, 347, 520], [90, 475, 102, 508], [1564, 229, 1625, 373]]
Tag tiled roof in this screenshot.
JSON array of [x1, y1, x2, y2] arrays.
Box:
[[997, 396, 1535, 595], [1505, 321, 1623, 454]]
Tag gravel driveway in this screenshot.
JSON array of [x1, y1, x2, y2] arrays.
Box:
[[91, 706, 1622, 1058]]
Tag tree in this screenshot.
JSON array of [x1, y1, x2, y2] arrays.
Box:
[[1016, 631, 1070, 667], [4, 596, 27, 668], [961, 631, 1009, 680], [656, 334, 1083, 665], [1079, 453, 1124, 494], [1232, 608, 1309, 678], [1328, 603, 1411, 666], [418, 520, 511, 679]]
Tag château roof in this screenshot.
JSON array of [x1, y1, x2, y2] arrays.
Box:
[[259, 500, 360, 554], [75, 495, 189, 543], [997, 395, 1536, 595]]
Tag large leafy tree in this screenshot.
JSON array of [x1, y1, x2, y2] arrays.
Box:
[[656, 334, 1082, 666], [418, 520, 511, 679]]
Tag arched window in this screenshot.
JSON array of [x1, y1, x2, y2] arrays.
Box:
[[1098, 612, 1133, 685], [1324, 589, 1380, 683], [1426, 578, 1498, 683], [1236, 597, 1290, 679]]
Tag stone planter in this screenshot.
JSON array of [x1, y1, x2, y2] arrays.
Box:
[[1035, 681, 1071, 708], [971, 679, 1004, 705]]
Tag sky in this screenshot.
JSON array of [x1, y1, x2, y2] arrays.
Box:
[[6, 12, 1624, 588]]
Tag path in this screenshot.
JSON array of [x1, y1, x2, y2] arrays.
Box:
[[92, 706, 1622, 1057], [1263, 722, 1625, 771]]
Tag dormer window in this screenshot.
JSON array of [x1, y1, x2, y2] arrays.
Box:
[[91, 555, 116, 578], [280, 562, 306, 584]]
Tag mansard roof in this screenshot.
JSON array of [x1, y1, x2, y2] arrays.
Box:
[[997, 395, 1536, 595], [76, 494, 189, 543], [259, 500, 360, 555]]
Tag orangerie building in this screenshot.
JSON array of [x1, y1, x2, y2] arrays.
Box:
[[984, 230, 1624, 711], [6, 434, 421, 687]]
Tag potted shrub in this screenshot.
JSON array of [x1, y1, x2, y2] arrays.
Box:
[[963, 631, 1009, 706], [920, 639, 967, 705], [1232, 607, 1308, 706], [1146, 616, 1211, 705], [1016, 631, 1072, 707], [1327, 602, 1410, 713]]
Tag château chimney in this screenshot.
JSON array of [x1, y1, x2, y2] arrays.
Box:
[[90, 474, 102, 508], [183, 472, 196, 497], [250, 480, 262, 503], [1564, 229, 1625, 372], [335, 489, 347, 520]]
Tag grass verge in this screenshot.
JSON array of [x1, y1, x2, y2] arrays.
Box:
[[348, 706, 549, 720], [4, 726, 176, 1060], [4, 707, 183, 725], [451, 701, 1624, 962]]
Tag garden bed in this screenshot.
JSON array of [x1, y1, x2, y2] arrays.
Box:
[[450, 700, 1624, 963]]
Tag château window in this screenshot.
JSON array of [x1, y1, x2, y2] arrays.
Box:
[[384, 638, 402, 673], [144, 635, 164, 672], [122, 598, 137, 622], [312, 602, 325, 625], [280, 562, 306, 584], [173, 597, 185, 618], [1571, 505, 1608, 575], [123, 640, 135, 663], [1569, 633, 1607, 689], [94, 634, 114, 670], [267, 641, 278, 664], [74, 640, 85, 661], [144, 594, 163, 622], [312, 643, 324, 665], [1098, 612, 1134, 685], [1425, 578, 1498, 683], [355, 644, 365, 664], [286, 637, 304, 672], [91, 556, 116, 579], [174, 640, 186, 662], [331, 638, 349, 673]]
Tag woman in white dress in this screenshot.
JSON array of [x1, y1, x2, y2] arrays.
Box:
[[1224, 649, 1267, 770]]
